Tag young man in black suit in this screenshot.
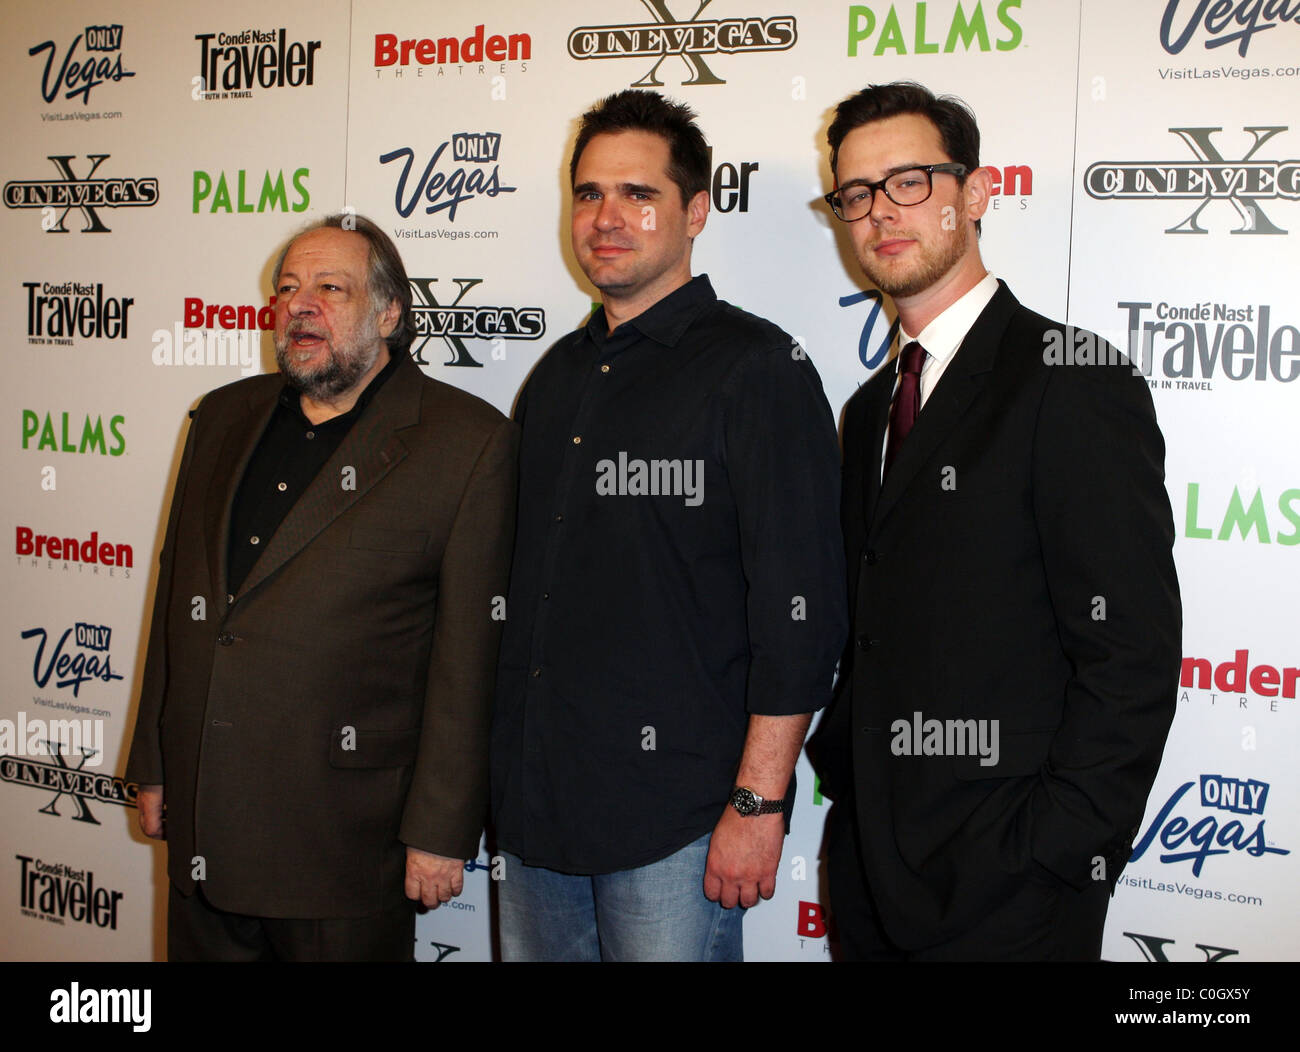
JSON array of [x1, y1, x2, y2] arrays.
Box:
[[808, 82, 1182, 961]]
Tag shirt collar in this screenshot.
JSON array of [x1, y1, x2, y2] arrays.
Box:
[[898, 271, 999, 370], [586, 274, 717, 354]]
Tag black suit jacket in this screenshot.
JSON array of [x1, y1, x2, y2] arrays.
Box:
[[126, 354, 518, 918], [809, 282, 1181, 950]]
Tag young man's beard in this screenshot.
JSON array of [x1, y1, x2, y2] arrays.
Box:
[[858, 216, 969, 299]]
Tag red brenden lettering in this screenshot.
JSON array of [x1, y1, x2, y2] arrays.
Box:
[[796, 900, 827, 938], [15, 526, 133, 568], [1181, 649, 1299, 699], [373, 27, 531, 66], [182, 297, 276, 330]]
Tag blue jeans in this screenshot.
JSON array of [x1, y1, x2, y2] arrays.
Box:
[[497, 833, 744, 961]]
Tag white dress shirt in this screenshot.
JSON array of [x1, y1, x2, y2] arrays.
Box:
[[881, 271, 999, 480]]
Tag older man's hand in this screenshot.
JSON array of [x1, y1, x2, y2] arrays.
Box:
[[404, 847, 465, 908]]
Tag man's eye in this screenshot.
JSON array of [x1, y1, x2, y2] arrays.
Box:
[[322, 284, 340, 292], [847, 189, 870, 205], [894, 177, 924, 189]]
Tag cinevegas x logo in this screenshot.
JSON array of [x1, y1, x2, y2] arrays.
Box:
[[568, 1, 796, 87], [29, 24, 135, 106], [1, 747, 137, 824], [1084, 125, 1300, 235], [195, 29, 321, 100], [3, 155, 159, 233], [1129, 774, 1290, 876], [409, 278, 545, 368]]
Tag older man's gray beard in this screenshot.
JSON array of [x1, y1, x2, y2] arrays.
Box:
[[275, 323, 383, 402]]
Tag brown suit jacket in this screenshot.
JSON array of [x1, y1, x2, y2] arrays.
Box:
[[126, 354, 517, 917]]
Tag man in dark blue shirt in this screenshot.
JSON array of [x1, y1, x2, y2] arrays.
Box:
[[491, 90, 847, 961]]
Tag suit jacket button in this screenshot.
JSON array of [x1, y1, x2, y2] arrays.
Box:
[[217, 632, 235, 646], [856, 633, 872, 651], [865, 550, 877, 565]]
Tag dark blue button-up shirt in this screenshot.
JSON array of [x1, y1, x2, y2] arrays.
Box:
[[491, 275, 846, 873]]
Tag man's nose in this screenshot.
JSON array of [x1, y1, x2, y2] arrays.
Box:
[[593, 195, 623, 231], [286, 287, 319, 315], [868, 185, 898, 225]]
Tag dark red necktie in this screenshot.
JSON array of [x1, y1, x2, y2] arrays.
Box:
[[884, 341, 927, 478]]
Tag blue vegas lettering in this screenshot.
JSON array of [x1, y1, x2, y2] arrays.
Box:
[[840, 288, 900, 371], [380, 133, 516, 222], [1160, 0, 1300, 59], [19, 624, 123, 697], [1129, 775, 1290, 876], [29, 27, 135, 106]]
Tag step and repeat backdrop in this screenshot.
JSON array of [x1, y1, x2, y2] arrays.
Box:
[[1, 0, 1296, 962]]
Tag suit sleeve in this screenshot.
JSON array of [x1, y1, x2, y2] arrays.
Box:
[[125, 399, 206, 786], [1027, 354, 1182, 889], [399, 416, 519, 858]]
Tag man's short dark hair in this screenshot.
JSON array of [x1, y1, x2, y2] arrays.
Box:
[[569, 89, 711, 208], [272, 214, 415, 354], [827, 81, 983, 234]]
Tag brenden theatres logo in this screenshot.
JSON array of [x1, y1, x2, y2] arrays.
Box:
[[374, 24, 531, 76], [15, 525, 134, 579], [409, 278, 545, 368], [195, 29, 321, 100], [1084, 125, 1300, 235], [17, 855, 124, 930], [3, 155, 159, 233], [29, 24, 135, 106], [1160, 0, 1300, 58], [151, 295, 274, 375], [1129, 774, 1290, 875], [382, 133, 515, 223], [567, 1, 797, 87], [1180, 648, 1299, 707], [24, 281, 134, 344], [1, 746, 138, 824]]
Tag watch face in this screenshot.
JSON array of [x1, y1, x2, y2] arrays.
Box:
[[732, 788, 758, 815]]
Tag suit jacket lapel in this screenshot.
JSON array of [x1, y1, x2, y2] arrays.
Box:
[[859, 375, 892, 528], [204, 383, 279, 603], [236, 354, 422, 600], [870, 282, 1018, 531]]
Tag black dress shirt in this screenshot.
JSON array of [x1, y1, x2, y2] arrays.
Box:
[[491, 275, 847, 874], [227, 351, 400, 595]]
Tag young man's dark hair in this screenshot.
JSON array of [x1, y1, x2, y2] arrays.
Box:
[[272, 214, 416, 354], [827, 81, 983, 234], [569, 89, 711, 207]]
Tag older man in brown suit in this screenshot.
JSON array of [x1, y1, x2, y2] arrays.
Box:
[[126, 214, 517, 961]]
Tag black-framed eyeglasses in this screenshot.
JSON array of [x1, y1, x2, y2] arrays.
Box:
[[824, 163, 968, 222]]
